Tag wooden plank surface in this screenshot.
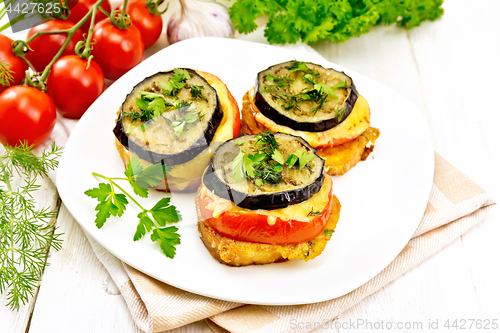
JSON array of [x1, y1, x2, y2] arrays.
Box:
[[1, 1, 499, 332]]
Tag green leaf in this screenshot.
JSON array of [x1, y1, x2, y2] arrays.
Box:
[[314, 83, 337, 99], [299, 152, 315, 170], [134, 211, 155, 241], [138, 91, 164, 100], [124, 158, 149, 198], [271, 149, 285, 165], [136, 98, 149, 112], [324, 229, 335, 237], [151, 226, 181, 259], [232, 150, 245, 182], [84, 183, 113, 202], [94, 200, 117, 228], [135, 163, 167, 188], [160, 81, 173, 95], [288, 61, 312, 73], [287, 150, 316, 170], [332, 81, 348, 89], [150, 197, 181, 226], [149, 97, 166, 118], [173, 68, 191, 81], [254, 178, 263, 186], [243, 154, 256, 178]]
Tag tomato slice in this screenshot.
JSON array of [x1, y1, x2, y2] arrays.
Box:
[[197, 176, 334, 245]]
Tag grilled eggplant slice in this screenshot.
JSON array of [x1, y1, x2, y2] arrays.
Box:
[[255, 61, 358, 132], [113, 69, 223, 166], [203, 133, 325, 210]]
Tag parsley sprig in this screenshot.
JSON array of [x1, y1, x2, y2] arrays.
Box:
[[84, 157, 182, 259], [0, 142, 63, 310]]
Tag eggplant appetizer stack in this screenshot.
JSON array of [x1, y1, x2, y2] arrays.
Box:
[[114, 68, 240, 191], [196, 132, 341, 266], [240, 61, 380, 175]]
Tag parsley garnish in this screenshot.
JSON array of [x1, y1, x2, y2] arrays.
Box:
[[160, 68, 191, 96], [307, 207, 322, 216], [84, 157, 182, 259], [232, 132, 315, 186], [170, 101, 205, 138], [286, 150, 316, 170], [324, 229, 335, 237], [189, 84, 207, 101]]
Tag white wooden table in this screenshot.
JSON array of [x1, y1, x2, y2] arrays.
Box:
[[2, 1, 500, 332]]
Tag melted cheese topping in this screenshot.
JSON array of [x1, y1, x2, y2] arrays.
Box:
[[202, 175, 333, 222], [250, 88, 371, 148]]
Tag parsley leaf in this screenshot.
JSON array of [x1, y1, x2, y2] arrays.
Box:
[[150, 197, 181, 226], [134, 211, 155, 241], [324, 229, 335, 237], [232, 150, 245, 183], [84, 183, 128, 228], [151, 226, 181, 259], [286, 150, 316, 170]]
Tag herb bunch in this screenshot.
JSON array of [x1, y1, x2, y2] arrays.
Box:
[[232, 132, 316, 186], [84, 157, 182, 259], [229, 0, 444, 45], [0, 143, 63, 310]]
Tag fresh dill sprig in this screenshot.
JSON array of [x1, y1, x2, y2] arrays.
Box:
[[0, 60, 15, 88], [0, 142, 63, 311]]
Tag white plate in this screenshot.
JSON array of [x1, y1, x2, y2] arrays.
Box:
[[57, 37, 434, 305]]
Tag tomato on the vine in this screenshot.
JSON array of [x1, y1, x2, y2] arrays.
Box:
[[118, 0, 163, 49], [0, 34, 28, 93], [92, 18, 145, 80], [46, 55, 105, 119], [0, 86, 56, 148], [26, 20, 84, 73], [65, 0, 112, 33]]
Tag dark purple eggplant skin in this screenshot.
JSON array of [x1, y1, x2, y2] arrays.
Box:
[[254, 61, 359, 133], [113, 70, 223, 166], [202, 134, 326, 211]]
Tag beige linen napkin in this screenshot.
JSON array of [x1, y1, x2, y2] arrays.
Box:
[[81, 152, 495, 333]]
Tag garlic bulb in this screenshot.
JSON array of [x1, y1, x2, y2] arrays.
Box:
[[167, 0, 234, 44]]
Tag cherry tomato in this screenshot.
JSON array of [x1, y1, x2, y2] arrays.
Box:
[[26, 20, 84, 73], [0, 34, 28, 93], [46, 55, 105, 119], [0, 86, 56, 148], [92, 19, 145, 80], [66, 0, 112, 33], [118, 0, 162, 49], [197, 177, 334, 245]]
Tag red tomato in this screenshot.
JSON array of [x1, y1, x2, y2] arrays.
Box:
[[197, 177, 334, 245], [46, 55, 105, 119], [118, 0, 162, 48], [92, 19, 145, 80], [0, 34, 28, 93], [26, 20, 84, 73], [66, 0, 112, 33], [0, 86, 56, 148]]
